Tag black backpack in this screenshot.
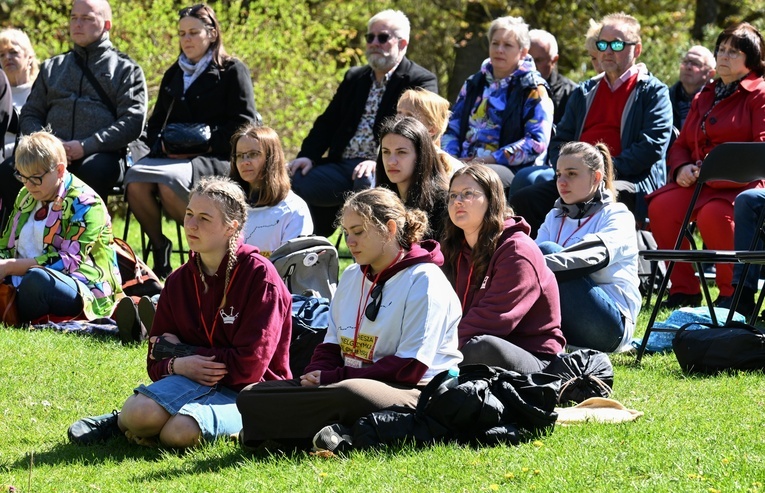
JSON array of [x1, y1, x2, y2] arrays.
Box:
[[288, 294, 330, 377], [112, 238, 163, 298]]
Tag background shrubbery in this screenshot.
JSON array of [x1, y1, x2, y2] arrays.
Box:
[[0, 0, 762, 156]]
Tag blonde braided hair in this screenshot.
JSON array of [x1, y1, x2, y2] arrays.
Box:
[[188, 176, 248, 308]]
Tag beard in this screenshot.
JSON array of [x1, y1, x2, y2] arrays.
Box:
[[367, 50, 397, 72]]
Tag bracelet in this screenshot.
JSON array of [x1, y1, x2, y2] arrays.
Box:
[[168, 356, 177, 375]]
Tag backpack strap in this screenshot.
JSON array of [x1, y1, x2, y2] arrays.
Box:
[[72, 51, 118, 118]]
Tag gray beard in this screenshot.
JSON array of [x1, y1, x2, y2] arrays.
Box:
[[367, 52, 397, 72]]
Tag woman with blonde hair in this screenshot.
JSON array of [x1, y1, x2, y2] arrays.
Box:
[[229, 124, 312, 256], [69, 175, 293, 448], [0, 28, 39, 157]]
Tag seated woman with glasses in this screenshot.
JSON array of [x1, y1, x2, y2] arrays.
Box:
[[236, 187, 462, 450], [375, 116, 449, 240], [647, 22, 765, 310], [229, 123, 313, 257], [536, 142, 640, 353], [0, 131, 121, 324], [441, 15, 553, 194], [441, 164, 565, 374], [124, 3, 258, 278]]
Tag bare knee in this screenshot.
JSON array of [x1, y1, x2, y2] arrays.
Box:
[[159, 414, 202, 448], [120, 393, 170, 437]]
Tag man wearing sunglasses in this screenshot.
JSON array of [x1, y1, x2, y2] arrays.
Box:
[[511, 12, 672, 233], [288, 9, 437, 237], [0, 0, 146, 225]]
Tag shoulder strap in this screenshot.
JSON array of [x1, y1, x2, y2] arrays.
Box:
[[72, 51, 117, 118]]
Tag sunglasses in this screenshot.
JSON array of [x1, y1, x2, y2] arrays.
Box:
[[365, 283, 385, 321], [14, 168, 53, 186], [179, 3, 207, 18], [365, 32, 395, 44], [595, 39, 637, 52]]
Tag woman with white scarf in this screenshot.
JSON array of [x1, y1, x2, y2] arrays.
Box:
[[124, 3, 258, 278], [536, 141, 641, 353]]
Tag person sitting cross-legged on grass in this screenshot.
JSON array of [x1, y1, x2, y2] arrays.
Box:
[[68, 176, 292, 448]]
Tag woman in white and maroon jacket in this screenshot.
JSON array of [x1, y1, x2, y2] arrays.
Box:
[[441, 164, 565, 374], [237, 188, 462, 449]]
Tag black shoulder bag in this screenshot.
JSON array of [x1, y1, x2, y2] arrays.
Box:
[[672, 321, 765, 374]]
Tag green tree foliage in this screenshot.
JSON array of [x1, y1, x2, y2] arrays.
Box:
[[0, 0, 762, 157]]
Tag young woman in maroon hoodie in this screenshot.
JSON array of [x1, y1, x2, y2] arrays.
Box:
[[236, 187, 463, 450], [68, 176, 293, 448], [442, 164, 566, 374]]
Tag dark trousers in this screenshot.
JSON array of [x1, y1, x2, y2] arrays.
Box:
[[291, 158, 374, 237]]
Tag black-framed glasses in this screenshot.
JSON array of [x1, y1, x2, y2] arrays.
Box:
[[365, 283, 385, 321], [14, 168, 53, 186], [595, 39, 637, 52], [365, 32, 395, 44]]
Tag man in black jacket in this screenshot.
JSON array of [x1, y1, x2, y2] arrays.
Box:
[[288, 9, 437, 236]]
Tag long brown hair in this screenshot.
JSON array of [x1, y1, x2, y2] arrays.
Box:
[[229, 124, 290, 207], [442, 164, 511, 287]]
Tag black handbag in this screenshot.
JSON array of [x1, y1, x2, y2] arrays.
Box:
[[672, 321, 765, 374], [162, 122, 211, 154]]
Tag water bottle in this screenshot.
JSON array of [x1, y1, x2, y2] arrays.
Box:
[[439, 367, 460, 393]]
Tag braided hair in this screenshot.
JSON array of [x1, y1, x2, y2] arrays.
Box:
[[188, 176, 248, 308]]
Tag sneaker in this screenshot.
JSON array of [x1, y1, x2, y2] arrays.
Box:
[[660, 292, 702, 310], [68, 410, 121, 445], [152, 236, 173, 278], [137, 295, 156, 334], [113, 297, 142, 344], [312, 424, 353, 454]]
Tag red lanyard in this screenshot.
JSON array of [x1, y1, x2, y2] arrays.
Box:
[[555, 213, 596, 247], [191, 264, 240, 346], [352, 249, 403, 351], [456, 255, 474, 312]]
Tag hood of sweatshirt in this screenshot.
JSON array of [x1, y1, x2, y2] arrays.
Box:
[[364, 239, 443, 284]]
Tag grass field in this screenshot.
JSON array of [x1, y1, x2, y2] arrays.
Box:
[[1, 212, 764, 492]]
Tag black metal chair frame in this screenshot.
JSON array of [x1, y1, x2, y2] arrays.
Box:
[[636, 142, 765, 363]]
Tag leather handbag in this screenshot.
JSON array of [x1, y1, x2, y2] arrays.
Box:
[[0, 283, 19, 326], [162, 122, 211, 155]]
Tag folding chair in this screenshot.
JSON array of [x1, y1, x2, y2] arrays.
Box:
[[635, 142, 765, 363]]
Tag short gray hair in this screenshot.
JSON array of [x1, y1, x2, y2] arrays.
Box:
[[529, 29, 559, 58], [488, 16, 530, 50], [368, 10, 410, 43]]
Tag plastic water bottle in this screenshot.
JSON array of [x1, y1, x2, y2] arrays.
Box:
[[439, 367, 460, 392]]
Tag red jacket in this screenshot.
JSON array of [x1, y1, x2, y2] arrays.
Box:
[[455, 217, 565, 356], [649, 72, 765, 210], [146, 242, 293, 391]]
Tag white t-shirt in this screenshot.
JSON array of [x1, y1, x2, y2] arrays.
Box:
[[325, 261, 463, 384], [241, 191, 313, 257]]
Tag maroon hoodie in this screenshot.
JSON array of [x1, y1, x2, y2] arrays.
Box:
[[305, 240, 443, 385], [454, 217, 565, 356]]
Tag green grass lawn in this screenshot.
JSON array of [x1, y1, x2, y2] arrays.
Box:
[[1, 210, 763, 492]]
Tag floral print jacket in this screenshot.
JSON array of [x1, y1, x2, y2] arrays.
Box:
[[0, 173, 122, 319]]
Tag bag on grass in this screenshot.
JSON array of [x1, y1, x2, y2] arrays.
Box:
[[289, 294, 330, 377], [270, 236, 338, 300], [672, 321, 765, 374], [0, 282, 19, 326], [112, 238, 163, 298], [542, 349, 613, 405]]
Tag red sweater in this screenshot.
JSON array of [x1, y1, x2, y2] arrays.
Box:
[[580, 74, 639, 157], [455, 217, 565, 356], [146, 242, 293, 391]]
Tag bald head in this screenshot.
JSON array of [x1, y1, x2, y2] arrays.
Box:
[[529, 29, 559, 79], [70, 0, 112, 47], [679, 45, 716, 95]]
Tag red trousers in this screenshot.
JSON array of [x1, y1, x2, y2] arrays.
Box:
[[648, 186, 734, 297]]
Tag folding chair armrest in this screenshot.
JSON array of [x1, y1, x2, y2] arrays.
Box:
[[640, 249, 739, 263]]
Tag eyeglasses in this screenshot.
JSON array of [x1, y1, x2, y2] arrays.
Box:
[[235, 150, 262, 163], [448, 189, 483, 204], [14, 168, 53, 186], [680, 58, 705, 69], [595, 39, 637, 52], [365, 283, 384, 321], [365, 32, 395, 44], [716, 47, 742, 60]]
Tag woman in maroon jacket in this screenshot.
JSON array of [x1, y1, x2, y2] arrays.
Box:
[[68, 176, 292, 448], [647, 22, 765, 309], [441, 164, 565, 374]]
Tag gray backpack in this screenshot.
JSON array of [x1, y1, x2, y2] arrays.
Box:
[[269, 236, 338, 300]]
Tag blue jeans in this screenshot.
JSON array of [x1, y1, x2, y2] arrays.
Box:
[[508, 165, 555, 197], [538, 241, 625, 352], [733, 188, 765, 290], [16, 268, 84, 322], [291, 158, 374, 236]]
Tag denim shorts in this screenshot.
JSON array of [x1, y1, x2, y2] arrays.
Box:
[[135, 375, 241, 441]]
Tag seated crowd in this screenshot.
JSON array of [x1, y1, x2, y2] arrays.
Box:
[[0, 1, 763, 451]]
